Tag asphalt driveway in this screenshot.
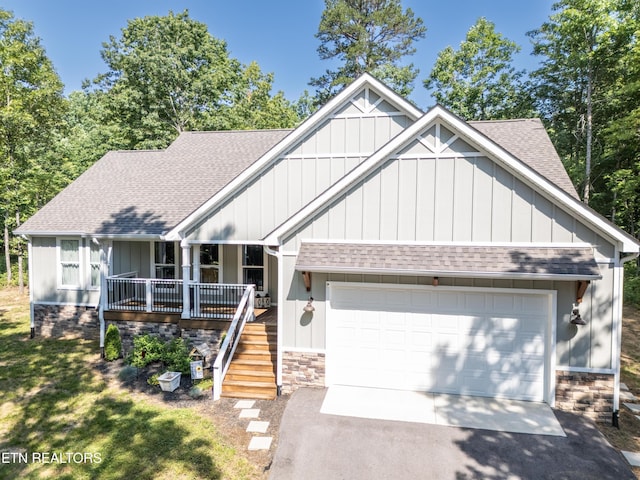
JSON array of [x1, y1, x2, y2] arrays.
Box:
[[269, 387, 635, 480]]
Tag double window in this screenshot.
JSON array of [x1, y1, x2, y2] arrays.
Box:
[[58, 238, 101, 289]]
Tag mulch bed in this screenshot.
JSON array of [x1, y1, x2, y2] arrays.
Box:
[[92, 358, 289, 478]]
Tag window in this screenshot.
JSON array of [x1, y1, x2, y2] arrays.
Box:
[[200, 244, 220, 283], [59, 239, 80, 287], [242, 245, 265, 292], [154, 242, 176, 279], [89, 242, 101, 288]]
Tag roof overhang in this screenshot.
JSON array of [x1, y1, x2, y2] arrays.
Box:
[[164, 73, 424, 241], [294, 241, 603, 281], [264, 105, 640, 254]]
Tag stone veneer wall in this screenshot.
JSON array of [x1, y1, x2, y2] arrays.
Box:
[[281, 350, 325, 394], [33, 304, 222, 362], [34, 304, 99, 340], [555, 371, 614, 423]]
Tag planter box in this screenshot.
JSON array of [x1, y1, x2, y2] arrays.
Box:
[[158, 371, 181, 392]]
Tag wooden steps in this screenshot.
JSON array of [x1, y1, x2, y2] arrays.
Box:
[[221, 322, 277, 400]]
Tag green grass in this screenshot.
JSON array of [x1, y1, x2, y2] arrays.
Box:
[[0, 288, 258, 480]]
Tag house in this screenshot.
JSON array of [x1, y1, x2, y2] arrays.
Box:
[[16, 74, 640, 422]]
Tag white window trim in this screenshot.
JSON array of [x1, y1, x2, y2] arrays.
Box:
[[87, 241, 101, 291], [196, 243, 223, 284], [57, 237, 82, 290], [238, 244, 268, 294], [150, 241, 179, 280]]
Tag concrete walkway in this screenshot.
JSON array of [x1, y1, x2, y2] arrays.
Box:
[[321, 385, 565, 436], [270, 388, 635, 480]]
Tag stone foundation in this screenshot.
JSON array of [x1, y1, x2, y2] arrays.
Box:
[[281, 350, 326, 394], [555, 371, 614, 423], [34, 304, 99, 340], [109, 321, 222, 361], [33, 304, 222, 362]]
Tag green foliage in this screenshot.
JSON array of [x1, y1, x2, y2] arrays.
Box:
[[127, 334, 165, 368], [91, 10, 299, 150], [127, 334, 192, 374], [625, 262, 640, 306], [104, 324, 123, 361], [147, 372, 160, 386], [162, 337, 191, 374], [424, 17, 534, 120], [0, 8, 66, 287], [310, 0, 426, 105]]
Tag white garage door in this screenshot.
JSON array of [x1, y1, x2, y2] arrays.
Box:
[[326, 283, 551, 402]]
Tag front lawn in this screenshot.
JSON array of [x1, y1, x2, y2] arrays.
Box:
[[0, 288, 259, 480]]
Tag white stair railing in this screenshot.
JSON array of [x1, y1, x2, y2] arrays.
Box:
[[212, 284, 255, 401]]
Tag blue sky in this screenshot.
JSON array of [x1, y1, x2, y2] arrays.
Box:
[[2, 0, 555, 109]]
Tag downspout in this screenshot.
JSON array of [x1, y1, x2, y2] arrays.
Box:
[[23, 235, 35, 339], [613, 251, 639, 427], [264, 245, 283, 396]]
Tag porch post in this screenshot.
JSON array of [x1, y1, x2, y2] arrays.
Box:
[[181, 240, 191, 319]]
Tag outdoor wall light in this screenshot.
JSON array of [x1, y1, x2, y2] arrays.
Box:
[[570, 303, 586, 325], [303, 297, 315, 313]]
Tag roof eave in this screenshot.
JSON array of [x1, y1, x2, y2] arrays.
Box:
[[164, 73, 424, 241], [295, 265, 602, 281]]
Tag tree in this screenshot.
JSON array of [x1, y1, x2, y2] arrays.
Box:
[[424, 17, 533, 120], [92, 11, 300, 150], [310, 0, 426, 105], [598, 0, 640, 237], [0, 8, 65, 290], [528, 0, 620, 204]]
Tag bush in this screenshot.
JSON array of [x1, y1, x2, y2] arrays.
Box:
[[127, 334, 192, 375], [163, 338, 191, 374], [128, 334, 165, 368], [625, 263, 640, 307], [104, 324, 122, 361]]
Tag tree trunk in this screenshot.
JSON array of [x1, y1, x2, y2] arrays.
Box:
[[4, 214, 11, 286], [16, 210, 23, 295], [584, 74, 593, 204]]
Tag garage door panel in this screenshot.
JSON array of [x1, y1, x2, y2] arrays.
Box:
[[327, 284, 549, 402]]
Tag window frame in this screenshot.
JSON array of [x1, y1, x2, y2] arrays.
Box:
[[198, 244, 221, 284], [57, 237, 82, 289], [239, 244, 267, 294]]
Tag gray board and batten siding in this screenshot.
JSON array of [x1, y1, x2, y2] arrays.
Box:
[[185, 91, 413, 243], [273, 121, 617, 371]]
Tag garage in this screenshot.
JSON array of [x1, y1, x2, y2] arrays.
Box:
[[326, 282, 554, 402]]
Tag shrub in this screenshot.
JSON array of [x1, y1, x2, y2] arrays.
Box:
[[624, 261, 640, 307], [163, 338, 191, 374], [128, 334, 164, 369], [104, 324, 122, 361]]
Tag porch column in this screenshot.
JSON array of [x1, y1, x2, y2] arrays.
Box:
[[181, 240, 191, 319]]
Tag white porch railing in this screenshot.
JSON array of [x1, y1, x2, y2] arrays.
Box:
[[106, 275, 184, 313], [212, 284, 255, 401], [106, 276, 250, 318]]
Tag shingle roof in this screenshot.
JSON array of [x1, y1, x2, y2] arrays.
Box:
[[16, 116, 580, 237], [16, 129, 292, 236], [295, 242, 601, 280], [470, 118, 580, 200]]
